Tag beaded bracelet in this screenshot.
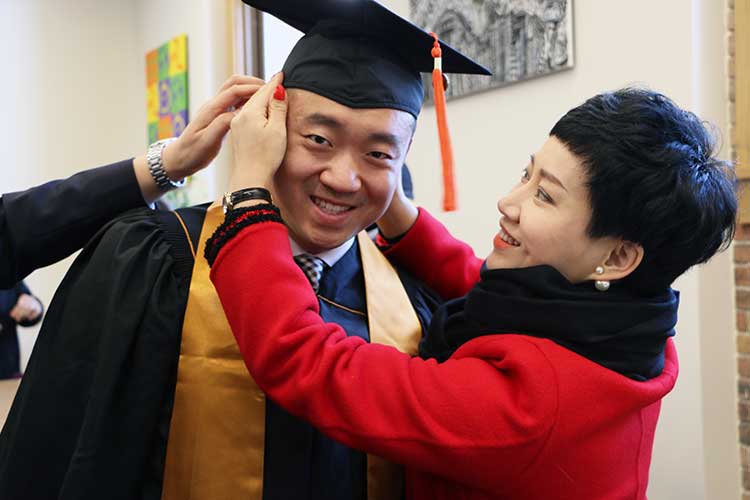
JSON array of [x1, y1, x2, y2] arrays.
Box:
[[205, 203, 283, 266]]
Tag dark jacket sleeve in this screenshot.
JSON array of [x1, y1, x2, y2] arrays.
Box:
[[0, 159, 145, 287], [0, 209, 190, 500]]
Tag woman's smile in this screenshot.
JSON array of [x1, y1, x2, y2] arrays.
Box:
[[494, 226, 520, 249]]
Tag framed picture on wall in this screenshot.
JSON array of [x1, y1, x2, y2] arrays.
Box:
[[410, 0, 575, 102], [145, 34, 193, 208], [146, 34, 189, 145]]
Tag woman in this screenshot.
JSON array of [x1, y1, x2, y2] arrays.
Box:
[[207, 81, 737, 498]]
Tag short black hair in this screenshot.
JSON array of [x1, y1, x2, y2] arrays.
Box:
[[550, 88, 737, 294]]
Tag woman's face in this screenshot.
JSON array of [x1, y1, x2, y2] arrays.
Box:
[[486, 136, 617, 282]]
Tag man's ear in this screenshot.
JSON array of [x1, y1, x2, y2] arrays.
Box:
[[403, 118, 416, 158], [596, 240, 644, 281], [405, 115, 417, 153]]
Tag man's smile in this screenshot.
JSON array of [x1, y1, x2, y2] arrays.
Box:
[[311, 195, 355, 215]]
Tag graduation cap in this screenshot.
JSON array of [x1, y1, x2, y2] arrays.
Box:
[[241, 0, 492, 211]]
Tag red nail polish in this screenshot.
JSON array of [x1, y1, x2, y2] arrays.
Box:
[[273, 85, 286, 100]]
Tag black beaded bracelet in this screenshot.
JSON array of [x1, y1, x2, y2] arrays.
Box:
[[205, 203, 283, 266]]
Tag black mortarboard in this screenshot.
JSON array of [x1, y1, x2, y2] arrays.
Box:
[[241, 0, 491, 211], [241, 0, 490, 118]]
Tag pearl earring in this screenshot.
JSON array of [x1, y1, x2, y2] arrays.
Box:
[[594, 266, 610, 292]]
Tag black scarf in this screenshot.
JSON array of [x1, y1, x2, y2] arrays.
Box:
[[419, 265, 679, 381]]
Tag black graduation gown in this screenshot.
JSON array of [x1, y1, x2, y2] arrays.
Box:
[[0, 282, 43, 379], [0, 159, 144, 288], [0, 204, 438, 500]]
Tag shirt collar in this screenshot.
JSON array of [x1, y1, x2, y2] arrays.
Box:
[[289, 236, 356, 268]]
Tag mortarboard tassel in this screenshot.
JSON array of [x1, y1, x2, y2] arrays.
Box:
[[430, 33, 456, 212]]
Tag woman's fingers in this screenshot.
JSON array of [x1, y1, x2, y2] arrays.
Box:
[[239, 73, 284, 119], [218, 74, 265, 93], [227, 73, 287, 191], [152, 75, 269, 184], [267, 81, 287, 133], [201, 111, 235, 151], [190, 83, 263, 131]]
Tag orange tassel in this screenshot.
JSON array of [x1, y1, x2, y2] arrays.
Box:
[[430, 32, 456, 212]]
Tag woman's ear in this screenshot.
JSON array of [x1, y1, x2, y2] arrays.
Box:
[[599, 240, 644, 281]]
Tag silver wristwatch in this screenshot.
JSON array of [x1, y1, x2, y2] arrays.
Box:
[[147, 138, 185, 191]]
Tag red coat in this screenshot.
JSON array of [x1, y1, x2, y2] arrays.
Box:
[[211, 209, 678, 500]]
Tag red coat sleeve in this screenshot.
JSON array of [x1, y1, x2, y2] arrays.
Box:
[[381, 208, 484, 300], [210, 222, 558, 491]]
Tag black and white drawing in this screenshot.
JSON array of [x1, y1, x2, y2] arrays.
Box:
[[410, 0, 574, 101]]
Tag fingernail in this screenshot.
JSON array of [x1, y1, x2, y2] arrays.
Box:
[[273, 84, 286, 101]]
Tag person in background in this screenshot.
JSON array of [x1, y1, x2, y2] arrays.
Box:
[[0, 76, 263, 288], [0, 282, 43, 379], [208, 86, 737, 499]]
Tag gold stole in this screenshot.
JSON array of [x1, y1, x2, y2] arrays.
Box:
[[161, 206, 422, 500]]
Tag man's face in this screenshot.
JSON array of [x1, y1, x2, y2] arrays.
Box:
[[273, 89, 416, 254]]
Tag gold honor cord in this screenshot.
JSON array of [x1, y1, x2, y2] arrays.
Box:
[[357, 231, 423, 499], [162, 206, 421, 499], [162, 206, 266, 499]]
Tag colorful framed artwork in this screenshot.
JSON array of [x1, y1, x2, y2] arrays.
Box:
[[146, 35, 188, 144], [146, 35, 191, 207], [146, 34, 189, 145]]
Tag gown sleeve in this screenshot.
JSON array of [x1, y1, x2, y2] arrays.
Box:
[[211, 222, 557, 493], [0, 208, 189, 500], [0, 159, 146, 288], [380, 208, 484, 300]]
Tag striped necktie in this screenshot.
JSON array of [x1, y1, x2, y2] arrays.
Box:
[[293, 254, 326, 293]]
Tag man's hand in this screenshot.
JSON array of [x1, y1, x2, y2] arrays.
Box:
[[135, 75, 267, 204], [227, 72, 288, 195], [9, 293, 42, 323]]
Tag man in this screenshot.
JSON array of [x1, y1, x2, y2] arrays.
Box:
[[0, 2, 489, 499], [0, 75, 263, 287]]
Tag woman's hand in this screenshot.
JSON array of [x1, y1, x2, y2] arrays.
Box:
[[377, 166, 419, 239], [135, 74, 266, 203], [163, 74, 267, 179], [227, 73, 288, 193]]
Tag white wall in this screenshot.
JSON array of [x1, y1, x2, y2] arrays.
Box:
[[377, 0, 738, 498], [693, 0, 740, 498], [0, 0, 144, 370], [262, 13, 303, 76], [1, 0, 236, 370]]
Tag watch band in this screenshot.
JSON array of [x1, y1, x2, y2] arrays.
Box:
[[147, 138, 185, 191], [222, 187, 273, 214]]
